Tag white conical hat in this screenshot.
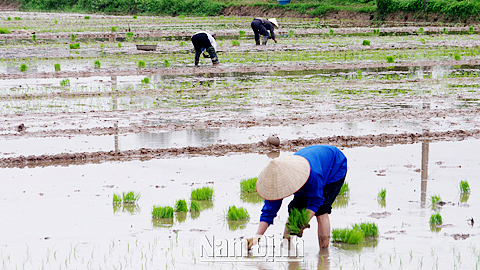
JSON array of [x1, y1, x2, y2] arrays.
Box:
[[268, 18, 279, 28], [256, 155, 310, 200]]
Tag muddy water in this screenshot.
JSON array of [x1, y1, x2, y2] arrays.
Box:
[[0, 139, 479, 269]]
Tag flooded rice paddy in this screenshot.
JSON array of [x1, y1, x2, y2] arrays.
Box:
[[1, 11, 480, 269]]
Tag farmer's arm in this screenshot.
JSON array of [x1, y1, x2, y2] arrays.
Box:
[[268, 24, 277, 43], [247, 199, 282, 249]]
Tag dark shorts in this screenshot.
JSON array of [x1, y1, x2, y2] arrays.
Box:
[[288, 175, 346, 216]]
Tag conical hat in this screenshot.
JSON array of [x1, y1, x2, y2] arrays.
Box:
[[256, 155, 310, 200], [268, 18, 279, 28]]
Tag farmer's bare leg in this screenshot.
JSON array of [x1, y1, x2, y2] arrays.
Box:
[[316, 213, 330, 248]]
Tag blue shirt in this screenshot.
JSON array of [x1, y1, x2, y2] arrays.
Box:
[[259, 145, 347, 225]]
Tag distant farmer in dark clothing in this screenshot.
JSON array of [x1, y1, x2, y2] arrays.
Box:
[[191, 31, 219, 66], [250, 17, 279, 45]]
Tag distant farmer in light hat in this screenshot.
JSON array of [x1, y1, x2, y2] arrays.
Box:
[[250, 17, 279, 45], [191, 31, 219, 67], [247, 145, 347, 250]]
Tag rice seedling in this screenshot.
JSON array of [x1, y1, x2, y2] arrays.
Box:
[[286, 208, 310, 236], [60, 79, 70, 86], [180, 41, 185, 46], [0, 27, 10, 34], [126, 32, 134, 41], [239, 30, 246, 38], [418, 27, 424, 35], [289, 30, 294, 37], [227, 205, 249, 220], [443, 27, 448, 34], [54, 63, 61, 71], [460, 180, 470, 193], [469, 26, 474, 34], [386, 56, 395, 63], [430, 212, 443, 225], [372, 29, 379, 35], [338, 181, 349, 196], [420, 38, 426, 44], [362, 40, 370, 46], [152, 206, 174, 219], [454, 54, 461, 61], [430, 194, 441, 205], [20, 64, 27, 72], [175, 199, 188, 212], [14, 17, 21, 20], [69, 43, 80, 49], [84, 16, 90, 19], [54, 19, 57, 24], [112, 193, 122, 205], [122, 191, 140, 204], [352, 222, 378, 237], [240, 177, 257, 192], [191, 186, 213, 200], [332, 228, 364, 244], [329, 29, 334, 35], [138, 60, 145, 68], [31, 34, 36, 42], [190, 200, 201, 211], [141, 77, 149, 84], [6, 17, 11, 21], [94, 60, 101, 69], [231, 40, 240, 46], [71, 34, 77, 41], [164, 60, 170, 67], [133, 15, 137, 19], [118, 42, 121, 48], [377, 188, 386, 200], [111, 26, 117, 32]]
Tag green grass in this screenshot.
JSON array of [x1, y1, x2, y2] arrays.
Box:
[[152, 206, 174, 219], [54, 63, 61, 71], [352, 222, 378, 237], [113, 193, 122, 205], [175, 199, 188, 212], [430, 212, 443, 225], [240, 177, 257, 192], [190, 200, 201, 211], [191, 186, 214, 200], [332, 228, 364, 244], [430, 194, 441, 205], [338, 181, 349, 196], [20, 64, 27, 72], [0, 27, 11, 34], [460, 180, 470, 193], [94, 60, 101, 69], [122, 191, 140, 204], [286, 208, 310, 236], [377, 188, 386, 200], [227, 205, 249, 220]]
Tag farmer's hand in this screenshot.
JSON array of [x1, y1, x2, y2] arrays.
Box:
[[247, 238, 254, 251], [273, 39, 277, 43]]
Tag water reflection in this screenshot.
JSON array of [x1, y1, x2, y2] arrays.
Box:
[[240, 192, 263, 204], [266, 151, 280, 159], [317, 249, 330, 270], [420, 102, 430, 208], [332, 195, 349, 209], [152, 218, 174, 228], [227, 219, 249, 231], [176, 212, 187, 223]]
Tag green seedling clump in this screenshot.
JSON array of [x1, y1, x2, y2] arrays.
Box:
[[14, 17, 21, 20], [286, 208, 310, 237], [54, 63, 61, 71], [71, 34, 77, 41], [191, 186, 214, 200], [430, 212, 443, 225], [332, 228, 364, 244], [227, 205, 249, 220], [338, 181, 349, 196], [0, 27, 11, 34], [460, 180, 470, 193], [430, 194, 441, 205], [133, 15, 137, 19], [454, 54, 461, 61], [141, 77, 149, 84], [69, 43, 80, 49], [289, 29, 294, 37], [386, 56, 395, 63], [329, 29, 334, 35], [175, 199, 188, 212], [94, 60, 101, 69], [164, 59, 170, 67], [32, 34, 37, 42], [239, 30, 246, 37], [6, 17, 11, 21], [84, 16, 90, 19], [190, 200, 201, 211], [240, 177, 257, 192], [113, 193, 122, 205], [20, 64, 27, 72], [122, 191, 140, 204], [152, 206, 174, 218], [231, 40, 240, 46], [111, 26, 117, 32], [377, 188, 386, 200], [118, 42, 121, 48], [60, 79, 70, 86], [138, 60, 145, 68], [362, 40, 370, 46], [352, 222, 378, 237]]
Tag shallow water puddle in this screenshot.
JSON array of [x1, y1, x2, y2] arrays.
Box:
[[2, 117, 479, 158], [1, 139, 479, 269]]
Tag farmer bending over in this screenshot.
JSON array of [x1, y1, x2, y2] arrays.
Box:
[[191, 31, 219, 67], [247, 145, 347, 250], [250, 17, 278, 45]]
